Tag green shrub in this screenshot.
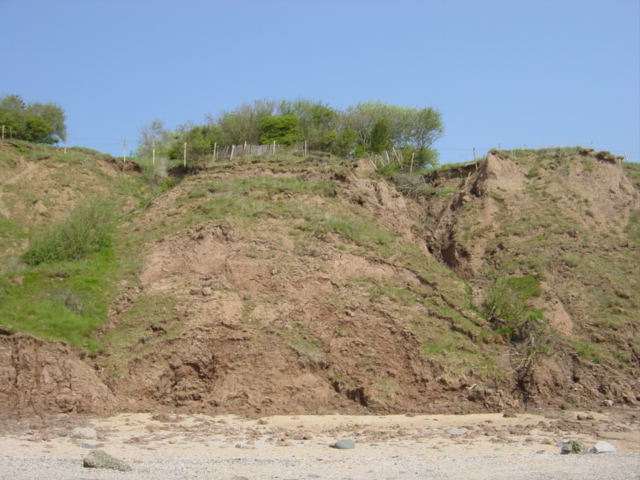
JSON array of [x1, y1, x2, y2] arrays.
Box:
[[483, 275, 544, 341], [22, 199, 116, 265], [526, 166, 540, 178]]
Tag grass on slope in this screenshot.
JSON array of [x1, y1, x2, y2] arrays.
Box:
[[0, 141, 154, 351], [0, 249, 118, 351], [474, 149, 640, 368]]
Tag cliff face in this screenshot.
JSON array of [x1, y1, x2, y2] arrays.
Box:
[[1, 142, 638, 416], [419, 148, 639, 405]]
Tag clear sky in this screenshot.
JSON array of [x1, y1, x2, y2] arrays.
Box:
[[1, 0, 639, 163]]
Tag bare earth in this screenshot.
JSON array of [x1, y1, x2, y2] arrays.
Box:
[[1, 408, 638, 479]]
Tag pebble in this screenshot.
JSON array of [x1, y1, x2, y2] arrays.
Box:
[[71, 427, 97, 440], [590, 441, 616, 453], [82, 450, 132, 472], [560, 440, 586, 455], [444, 428, 469, 436], [332, 439, 355, 449]]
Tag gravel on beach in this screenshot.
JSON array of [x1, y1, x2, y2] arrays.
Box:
[[1, 451, 639, 480]]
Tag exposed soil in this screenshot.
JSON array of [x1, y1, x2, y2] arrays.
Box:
[[0, 146, 638, 418], [0, 334, 117, 414]]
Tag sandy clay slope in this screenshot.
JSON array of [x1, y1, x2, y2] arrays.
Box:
[[0, 145, 639, 417]]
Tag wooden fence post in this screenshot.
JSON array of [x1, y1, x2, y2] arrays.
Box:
[[213, 142, 217, 162], [230, 144, 235, 161], [410, 152, 415, 174], [183, 142, 187, 168]]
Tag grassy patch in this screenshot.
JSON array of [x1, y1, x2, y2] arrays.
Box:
[[280, 322, 324, 364], [98, 293, 179, 368], [206, 176, 336, 197], [22, 198, 116, 265], [569, 340, 603, 364], [0, 249, 119, 351], [414, 317, 500, 379], [626, 210, 640, 248]]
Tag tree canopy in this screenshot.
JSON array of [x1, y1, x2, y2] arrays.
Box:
[[0, 94, 67, 144], [138, 98, 444, 171]]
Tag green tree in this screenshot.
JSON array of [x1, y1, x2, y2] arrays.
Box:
[[136, 120, 173, 159], [23, 115, 55, 143], [214, 100, 277, 145], [259, 115, 300, 146], [279, 99, 339, 149], [407, 108, 443, 150], [370, 118, 392, 153], [28, 103, 66, 142], [0, 94, 67, 144]]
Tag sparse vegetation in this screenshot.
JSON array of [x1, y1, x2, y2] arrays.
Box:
[[22, 199, 116, 265], [483, 275, 543, 339], [1, 139, 638, 415]]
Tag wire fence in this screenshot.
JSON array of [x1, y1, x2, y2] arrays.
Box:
[[209, 141, 311, 163], [148, 140, 324, 170], [3, 125, 638, 166]]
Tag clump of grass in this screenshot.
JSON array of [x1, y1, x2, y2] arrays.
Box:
[[22, 199, 116, 265], [281, 322, 324, 364], [569, 340, 603, 364], [483, 275, 544, 341], [187, 186, 208, 199], [526, 166, 540, 178], [562, 252, 581, 268]]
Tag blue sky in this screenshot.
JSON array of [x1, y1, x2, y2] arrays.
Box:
[[1, 0, 639, 163]]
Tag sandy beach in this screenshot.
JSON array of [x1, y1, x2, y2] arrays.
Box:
[[0, 407, 638, 479]]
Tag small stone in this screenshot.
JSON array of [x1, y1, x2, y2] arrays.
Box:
[[71, 427, 97, 440], [81, 443, 97, 449], [589, 441, 616, 453], [83, 450, 132, 472], [444, 428, 469, 436], [560, 440, 586, 455], [603, 399, 614, 407], [332, 439, 355, 449], [201, 287, 213, 296]]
